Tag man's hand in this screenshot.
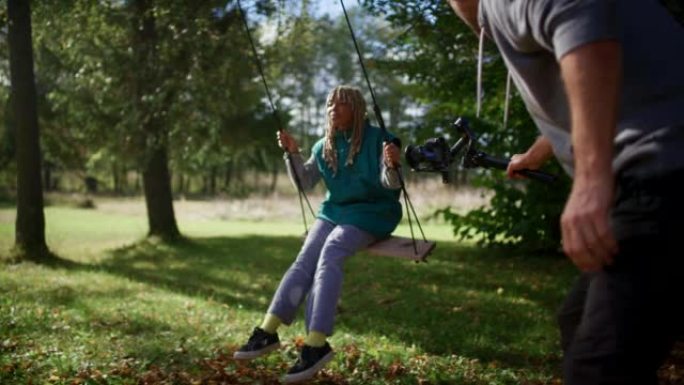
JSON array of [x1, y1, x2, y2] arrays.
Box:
[[383, 142, 400, 168], [277, 130, 299, 154], [507, 154, 534, 178], [507, 136, 554, 179], [561, 173, 618, 271]]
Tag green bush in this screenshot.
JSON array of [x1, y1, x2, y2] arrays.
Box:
[[436, 114, 571, 252]]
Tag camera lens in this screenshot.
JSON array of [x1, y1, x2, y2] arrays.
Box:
[[404, 145, 424, 169]]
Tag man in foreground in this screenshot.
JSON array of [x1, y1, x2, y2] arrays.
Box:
[[447, 0, 684, 383]]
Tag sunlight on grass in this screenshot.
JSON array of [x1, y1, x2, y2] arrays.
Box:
[[0, 204, 577, 384], [0, 205, 458, 258]]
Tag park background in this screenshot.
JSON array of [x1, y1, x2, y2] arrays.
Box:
[[1, 0, 681, 383]]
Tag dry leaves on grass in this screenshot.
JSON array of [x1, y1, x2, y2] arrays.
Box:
[[659, 342, 684, 385], [11, 341, 681, 385]]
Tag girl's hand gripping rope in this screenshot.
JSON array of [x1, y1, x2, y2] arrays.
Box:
[[277, 130, 299, 154], [383, 142, 401, 168]]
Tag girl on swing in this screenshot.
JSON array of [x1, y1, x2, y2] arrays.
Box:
[[233, 85, 403, 383]]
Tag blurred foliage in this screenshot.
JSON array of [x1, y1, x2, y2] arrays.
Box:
[[0, 0, 571, 249], [363, 0, 571, 251], [0, 0, 416, 194]]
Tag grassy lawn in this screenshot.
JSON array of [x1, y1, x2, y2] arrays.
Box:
[[1, 203, 581, 384]]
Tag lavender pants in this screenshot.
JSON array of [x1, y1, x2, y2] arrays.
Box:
[[267, 219, 376, 335]]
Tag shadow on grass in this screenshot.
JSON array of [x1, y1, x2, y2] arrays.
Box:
[[1, 246, 80, 268], [340, 243, 576, 369], [89, 234, 577, 371], [97, 236, 301, 312]]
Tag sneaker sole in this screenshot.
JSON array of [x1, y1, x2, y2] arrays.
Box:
[[232, 342, 281, 360], [282, 350, 335, 384]]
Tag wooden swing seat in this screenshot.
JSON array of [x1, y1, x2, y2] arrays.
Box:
[[365, 236, 436, 262]]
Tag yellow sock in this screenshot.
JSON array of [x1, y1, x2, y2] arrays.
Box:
[[304, 331, 327, 347], [259, 314, 282, 334]]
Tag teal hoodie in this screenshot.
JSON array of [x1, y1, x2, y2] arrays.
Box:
[[312, 123, 402, 239]]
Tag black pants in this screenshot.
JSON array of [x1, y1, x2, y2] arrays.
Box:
[[558, 171, 684, 385]]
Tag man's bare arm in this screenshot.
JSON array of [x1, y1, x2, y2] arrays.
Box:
[[559, 40, 621, 271]]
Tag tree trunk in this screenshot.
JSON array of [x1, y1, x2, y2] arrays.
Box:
[[133, 0, 180, 241], [134, 170, 141, 192], [112, 162, 120, 194], [177, 173, 185, 196], [234, 157, 243, 185], [120, 166, 128, 193], [223, 161, 233, 190], [269, 158, 279, 193], [8, 0, 50, 259], [43, 161, 52, 192], [142, 143, 179, 240], [209, 166, 217, 195]]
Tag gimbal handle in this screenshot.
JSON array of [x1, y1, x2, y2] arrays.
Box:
[[471, 152, 557, 184]]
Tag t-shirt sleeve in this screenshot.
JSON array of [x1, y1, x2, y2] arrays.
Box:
[[531, 0, 619, 60]]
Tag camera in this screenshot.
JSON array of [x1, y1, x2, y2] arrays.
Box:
[[404, 118, 472, 183], [405, 137, 452, 173], [404, 117, 556, 184]]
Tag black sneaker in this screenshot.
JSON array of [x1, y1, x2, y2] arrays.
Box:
[[233, 327, 281, 360], [282, 343, 335, 383]]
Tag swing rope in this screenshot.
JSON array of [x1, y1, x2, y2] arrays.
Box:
[[338, 0, 428, 254], [236, 0, 316, 234]]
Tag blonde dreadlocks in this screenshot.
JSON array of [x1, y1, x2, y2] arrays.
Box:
[[323, 85, 367, 175]]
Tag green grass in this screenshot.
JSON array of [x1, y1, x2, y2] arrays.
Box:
[[0, 204, 578, 384]]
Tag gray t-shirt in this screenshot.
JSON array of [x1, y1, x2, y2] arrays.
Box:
[[479, 0, 684, 177]]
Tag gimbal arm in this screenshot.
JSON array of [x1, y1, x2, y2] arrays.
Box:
[[454, 118, 557, 184]]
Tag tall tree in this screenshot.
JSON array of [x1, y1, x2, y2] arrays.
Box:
[[27, 0, 271, 199], [8, 0, 50, 259], [131, 0, 180, 241]]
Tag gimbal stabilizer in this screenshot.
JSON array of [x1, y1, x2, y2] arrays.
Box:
[[405, 117, 557, 184]]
